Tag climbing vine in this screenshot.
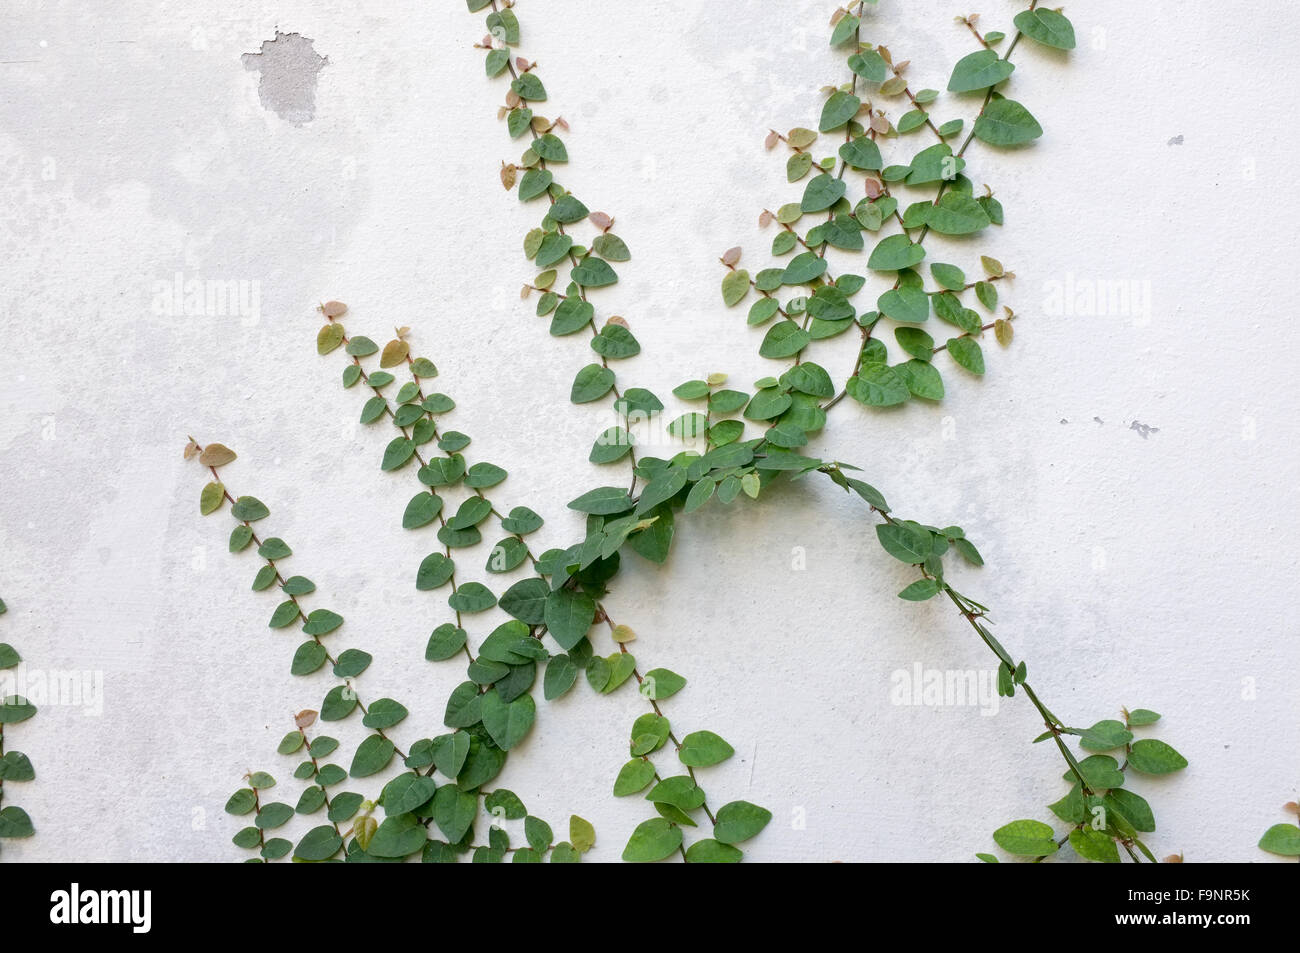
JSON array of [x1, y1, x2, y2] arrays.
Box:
[[315, 305, 761, 861], [189, 0, 1194, 862], [188, 436, 590, 862], [466, 0, 1190, 861], [0, 598, 37, 850], [725, 1, 1048, 406]]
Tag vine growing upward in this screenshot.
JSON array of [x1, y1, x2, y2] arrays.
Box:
[[187, 0, 1192, 863]]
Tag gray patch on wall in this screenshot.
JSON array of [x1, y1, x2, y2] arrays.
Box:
[[242, 32, 327, 125]]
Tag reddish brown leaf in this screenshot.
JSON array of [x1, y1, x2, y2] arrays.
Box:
[[198, 443, 237, 468]]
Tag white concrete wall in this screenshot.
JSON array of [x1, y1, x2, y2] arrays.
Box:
[[0, 0, 1295, 862]]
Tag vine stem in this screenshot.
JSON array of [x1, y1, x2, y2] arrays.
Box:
[[320, 320, 478, 665], [867, 487, 1148, 861], [491, 0, 639, 495], [187, 439, 408, 763], [249, 783, 268, 859], [291, 719, 345, 858], [816, 0, 866, 269], [938, 584, 1093, 796], [600, 611, 718, 830], [816, 464, 1100, 807]]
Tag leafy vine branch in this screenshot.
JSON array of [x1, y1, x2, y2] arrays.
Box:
[[0, 598, 37, 851], [729, 3, 1052, 411], [189, 434, 594, 862]]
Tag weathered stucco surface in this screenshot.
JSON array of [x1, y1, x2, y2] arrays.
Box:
[[0, 0, 1296, 862]]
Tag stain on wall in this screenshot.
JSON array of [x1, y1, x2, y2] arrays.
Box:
[[241, 32, 327, 125]]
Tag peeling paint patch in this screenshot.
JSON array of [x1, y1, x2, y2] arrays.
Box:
[[242, 32, 327, 125], [1130, 420, 1160, 439]]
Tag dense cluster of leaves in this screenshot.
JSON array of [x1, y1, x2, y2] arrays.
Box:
[[0, 598, 37, 847], [718, 0, 1073, 414], [317, 302, 764, 860], [979, 708, 1188, 863], [192, 434, 585, 862]]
